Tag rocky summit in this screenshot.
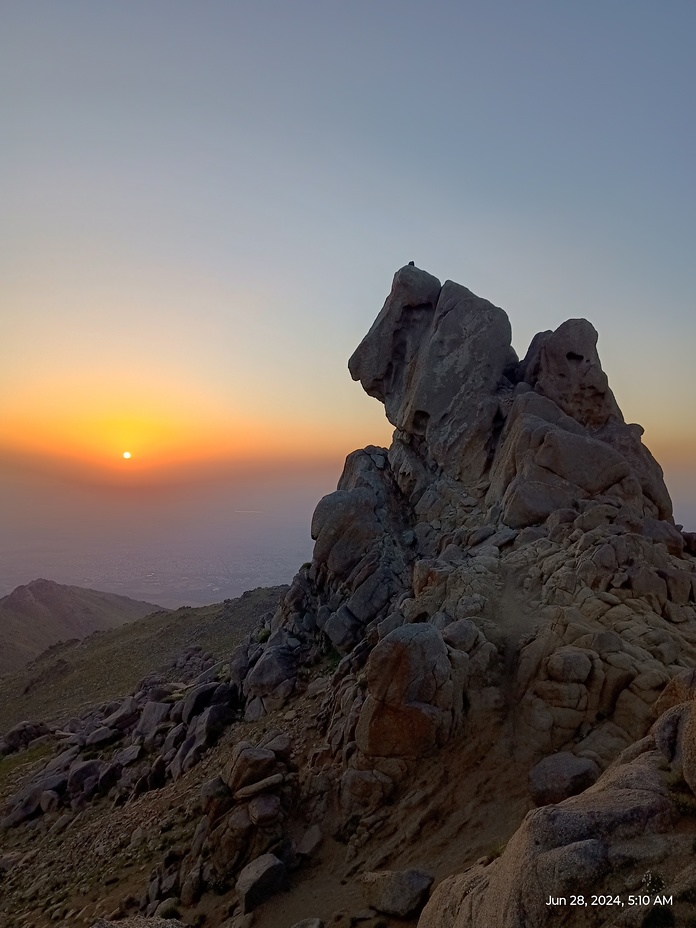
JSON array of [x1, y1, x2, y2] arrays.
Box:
[[3, 266, 696, 928]]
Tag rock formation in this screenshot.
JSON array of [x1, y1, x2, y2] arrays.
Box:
[[3, 266, 696, 928], [253, 265, 696, 924], [263, 266, 691, 764]]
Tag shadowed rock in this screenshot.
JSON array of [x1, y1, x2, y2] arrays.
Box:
[[349, 267, 514, 484]]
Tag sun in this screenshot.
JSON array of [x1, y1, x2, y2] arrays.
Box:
[[122, 451, 131, 459]]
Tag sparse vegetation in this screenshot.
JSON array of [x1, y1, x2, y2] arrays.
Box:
[[0, 586, 286, 732], [642, 870, 666, 894], [488, 840, 507, 860], [0, 740, 53, 793]]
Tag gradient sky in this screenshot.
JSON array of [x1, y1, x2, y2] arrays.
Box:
[[2, 2, 695, 529]]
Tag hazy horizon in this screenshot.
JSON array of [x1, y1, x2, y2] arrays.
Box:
[[2, 2, 694, 601], [2, 436, 695, 610]]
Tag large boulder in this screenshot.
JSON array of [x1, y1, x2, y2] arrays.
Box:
[[135, 702, 171, 744], [223, 743, 278, 794], [244, 646, 296, 707], [2, 720, 50, 754], [235, 853, 287, 913], [362, 868, 434, 917], [528, 751, 600, 805], [355, 624, 467, 757], [349, 266, 513, 484]]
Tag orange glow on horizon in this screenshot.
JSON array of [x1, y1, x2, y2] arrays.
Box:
[[0, 362, 393, 488]]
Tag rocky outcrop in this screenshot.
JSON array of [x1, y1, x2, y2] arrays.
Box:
[[419, 739, 674, 927], [230, 265, 695, 920], [259, 265, 690, 771], [4, 266, 695, 928], [1, 652, 243, 830]]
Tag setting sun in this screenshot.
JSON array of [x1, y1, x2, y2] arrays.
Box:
[[122, 452, 131, 460]]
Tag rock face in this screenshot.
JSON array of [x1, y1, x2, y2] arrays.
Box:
[[419, 738, 674, 928], [347, 266, 671, 523], [349, 269, 513, 485]]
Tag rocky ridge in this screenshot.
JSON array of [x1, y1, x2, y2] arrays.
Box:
[[3, 266, 696, 928]]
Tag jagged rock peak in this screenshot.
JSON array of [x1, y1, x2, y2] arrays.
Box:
[[349, 265, 514, 486], [349, 264, 672, 526]]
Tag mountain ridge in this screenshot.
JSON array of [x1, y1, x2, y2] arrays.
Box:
[[0, 578, 162, 676]]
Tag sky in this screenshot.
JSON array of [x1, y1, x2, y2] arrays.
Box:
[[2, 1, 695, 598]]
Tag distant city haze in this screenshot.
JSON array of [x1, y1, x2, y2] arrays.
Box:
[[0, 461, 344, 607], [2, 447, 694, 609]]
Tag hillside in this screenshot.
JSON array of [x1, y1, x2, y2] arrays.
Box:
[[0, 585, 286, 733], [0, 578, 162, 676]]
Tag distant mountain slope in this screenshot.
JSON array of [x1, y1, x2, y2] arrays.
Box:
[[0, 578, 161, 676], [0, 585, 285, 731]]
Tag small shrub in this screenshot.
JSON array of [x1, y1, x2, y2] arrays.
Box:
[[489, 841, 507, 860]]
